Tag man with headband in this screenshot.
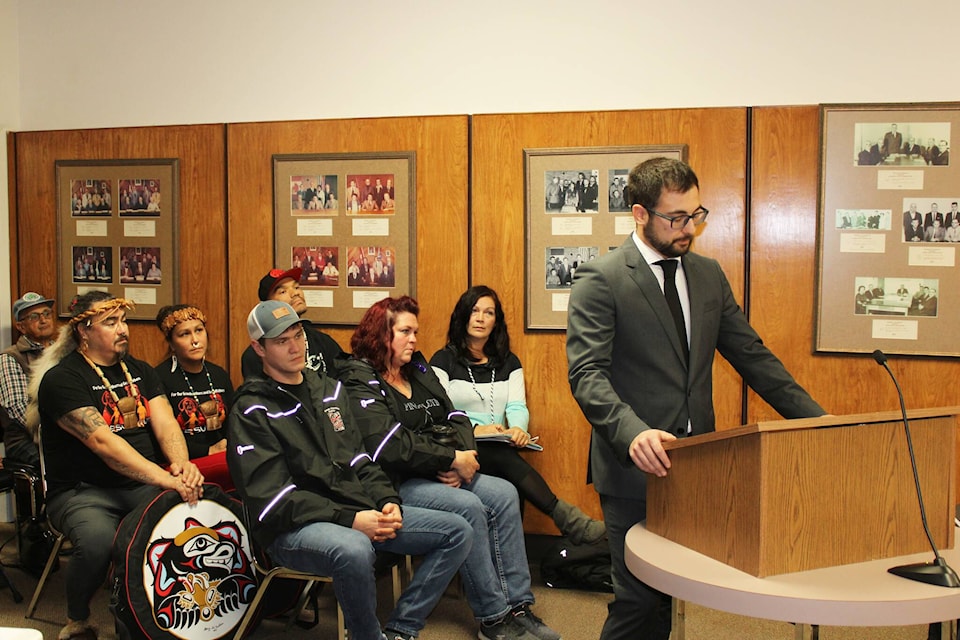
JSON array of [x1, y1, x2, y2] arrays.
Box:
[[27, 291, 204, 640]]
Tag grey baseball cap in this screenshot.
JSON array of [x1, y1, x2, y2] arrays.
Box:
[[247, 300, 302, 341], [13, 292, 55, 320]]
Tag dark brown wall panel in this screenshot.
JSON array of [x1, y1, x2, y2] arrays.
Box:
[[471, 108, 748, 534], [226, 116, 469, 383], [750, 106, 960, 497], [13, 125, 227, 368]]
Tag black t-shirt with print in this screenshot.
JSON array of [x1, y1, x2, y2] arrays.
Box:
[[154, 357, 234, 459], [38, 350, 165, 497], [389, 376, 447, 432]]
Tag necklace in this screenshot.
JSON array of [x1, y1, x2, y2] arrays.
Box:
[[179, 360, 223, 432], [466, 363, 496, 424], [79, 351, 145, 427], [179, 360, 219, 403], [384, 369, 411, 395]]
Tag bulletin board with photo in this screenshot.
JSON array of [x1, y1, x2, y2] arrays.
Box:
[[523, 145, 687, 330], [55, 159, 179, 320], [816, 102, 960, 356], [273, 152, 416, 325]]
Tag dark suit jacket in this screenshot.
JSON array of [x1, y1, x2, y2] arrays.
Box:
[[566, 237, 824, 499]]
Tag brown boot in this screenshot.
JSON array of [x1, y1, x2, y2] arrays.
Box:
[[59, 620, 97, 640], [551, 499, 606, 544]]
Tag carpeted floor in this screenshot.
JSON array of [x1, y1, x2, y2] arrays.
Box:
[[0, 522, 945, 639]]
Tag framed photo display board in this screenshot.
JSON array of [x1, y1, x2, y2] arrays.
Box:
[[56, 159, 179, 320], [524, 145, 687, 329], [273, 152, 416, 325], [816, 103, 960, 356]]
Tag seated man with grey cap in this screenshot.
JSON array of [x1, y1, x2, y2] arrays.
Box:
[[228, 300, 472, 640], [240, 267, 344, 379], [1, 291, 58, 467]]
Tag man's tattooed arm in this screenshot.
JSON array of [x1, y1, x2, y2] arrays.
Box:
[[56, 406, 172, 487]]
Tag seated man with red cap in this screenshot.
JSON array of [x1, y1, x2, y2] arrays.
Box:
[[240, 267, 345, 379]]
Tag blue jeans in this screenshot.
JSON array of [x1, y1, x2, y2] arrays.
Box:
[[47, 482, 161, 621], [268, 505, 470, 640], [400, 473, 534, 623]]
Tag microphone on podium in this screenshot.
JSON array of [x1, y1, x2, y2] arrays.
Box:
[[872, 349, 960, 587]]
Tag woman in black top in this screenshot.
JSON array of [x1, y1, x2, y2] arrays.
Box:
[[154, 304, 234, 489]]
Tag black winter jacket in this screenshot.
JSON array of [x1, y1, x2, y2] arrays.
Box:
[[338, 352, 476, 488], [227, 370, 399, 547]]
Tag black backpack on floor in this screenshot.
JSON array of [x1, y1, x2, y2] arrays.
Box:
[[109, 485, 258, 639], [540, 536, 613, 593]]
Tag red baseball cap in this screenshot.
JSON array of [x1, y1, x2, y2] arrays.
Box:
[[257, 267, 302, 301]]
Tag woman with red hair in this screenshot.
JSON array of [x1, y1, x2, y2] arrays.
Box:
[[340, 296, 560, 640]]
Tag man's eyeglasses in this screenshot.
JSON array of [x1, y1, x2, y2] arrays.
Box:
[[22, 309, 53, 323], [646, 206, 710, 230]]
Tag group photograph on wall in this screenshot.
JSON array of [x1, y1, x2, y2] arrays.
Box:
[[817, 102, 960, 356], [273, 152, 415, 325], [525, 145, 687, 329], [57, 159, 179, 320]]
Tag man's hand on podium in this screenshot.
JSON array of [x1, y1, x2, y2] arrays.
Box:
[[629, 429, 677, 477]]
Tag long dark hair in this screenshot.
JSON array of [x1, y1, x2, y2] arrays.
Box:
[[446, 285, 510, 365]]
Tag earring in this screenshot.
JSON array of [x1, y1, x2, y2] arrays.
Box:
[[170, 354, 178, 373]]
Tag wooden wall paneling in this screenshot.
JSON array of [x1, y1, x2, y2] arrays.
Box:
[[747, 106, 825, 421], [13, 125, 227, 368], [750, 106, 960, 500], [470, 108, 748, 534], [226, 116, 469, 385]]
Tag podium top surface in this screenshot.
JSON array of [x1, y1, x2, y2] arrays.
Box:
[[625, 521, 960, 626], [662, 406, 960, 452]]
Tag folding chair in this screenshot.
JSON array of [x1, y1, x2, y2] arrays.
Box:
[[233, 502, 343, 640], [232, 503, 409, 640], [0, 467, 24, 603], [24, 425, 67, 618]]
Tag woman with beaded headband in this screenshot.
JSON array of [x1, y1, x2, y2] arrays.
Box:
[[154, 304, 235, 489], [430, 285, 605, 544], [25, 290, 204, 640]]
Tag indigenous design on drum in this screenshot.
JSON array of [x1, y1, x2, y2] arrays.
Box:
[[146, 514, 256, 636]]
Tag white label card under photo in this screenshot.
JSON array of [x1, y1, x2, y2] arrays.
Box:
[[614, 216, 635, 235], [551, 292, 570, 312], [551, 217, 592, 236], [123, 220, 157, 238], [871, 319, 919, 341], [353, 290, 389, 309], [297, 218, 333, 237], [303, 289, 333, 308], [877, 170, 924, 190], [124, 287, 157, 306], [76, 220, 108, 237], [352, 218, 390, 237], [907, 245, 956, 268], [839, 233, 885, 253], [76, 285, 109, 295]]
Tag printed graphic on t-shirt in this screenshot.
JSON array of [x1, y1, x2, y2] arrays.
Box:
[[402, 397, 440, 413], [98, 382, 150, 432], [172, 393, 226, 436]]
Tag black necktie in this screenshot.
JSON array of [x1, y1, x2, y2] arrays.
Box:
[[655, 259, 689, 362]]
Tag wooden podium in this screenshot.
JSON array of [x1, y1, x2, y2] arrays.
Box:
[[646, 407, 959, 577]]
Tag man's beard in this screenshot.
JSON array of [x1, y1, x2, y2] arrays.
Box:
[[642, 219, 693, 258]]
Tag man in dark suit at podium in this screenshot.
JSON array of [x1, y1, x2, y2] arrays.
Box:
[[566, 157, 825, 640]]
